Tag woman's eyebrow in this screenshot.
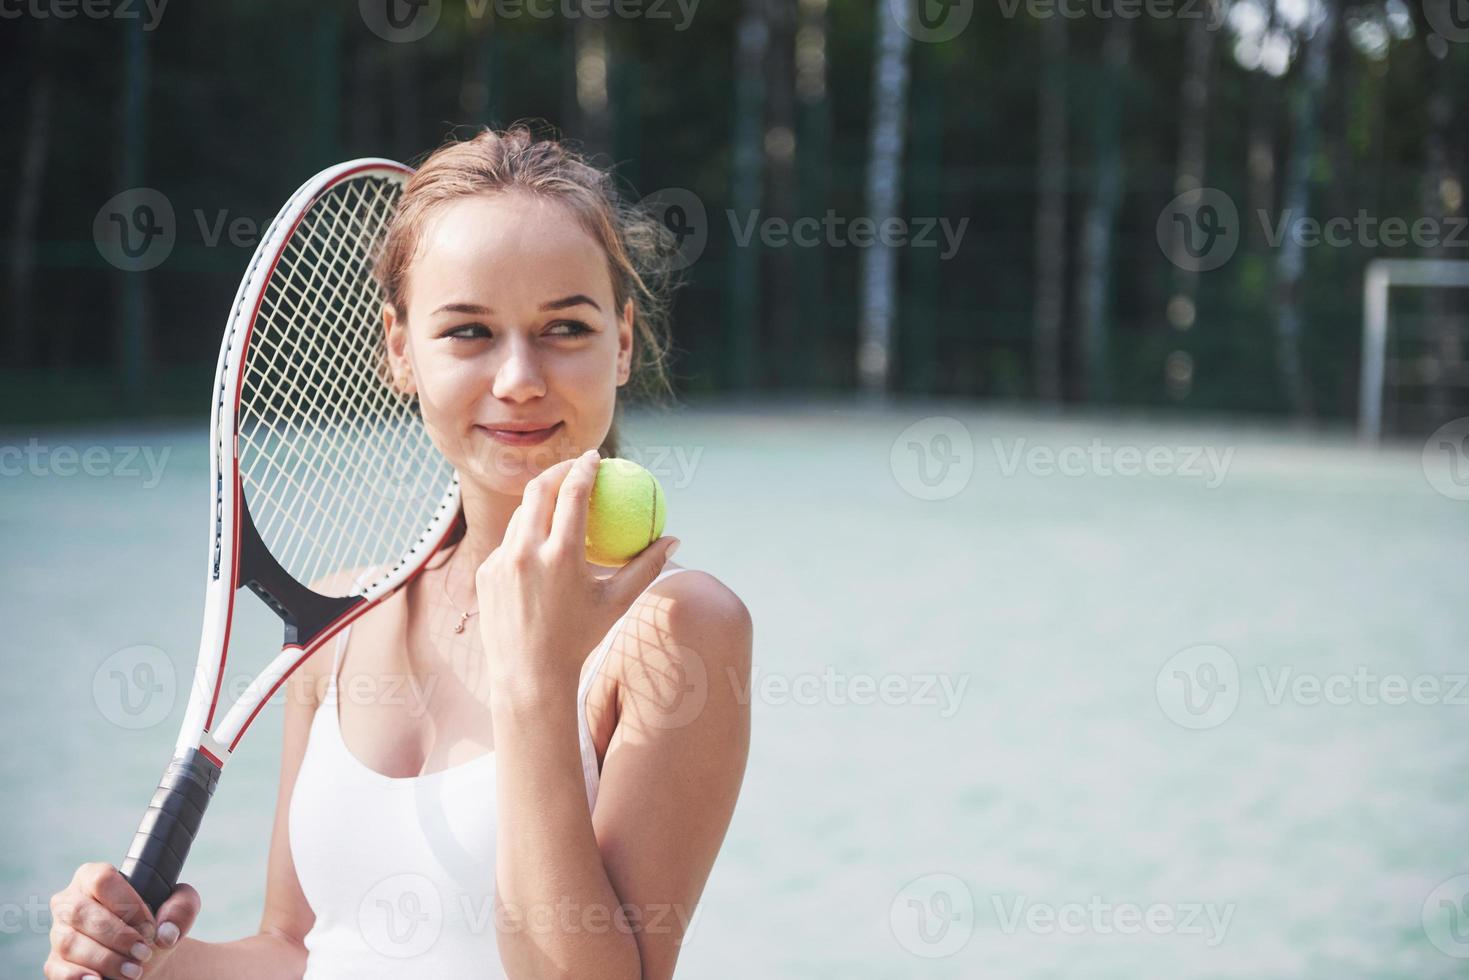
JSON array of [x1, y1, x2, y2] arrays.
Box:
[[428, 295, 602, 317], [541, 294, 601, 313], [430, 302, 492, 316]]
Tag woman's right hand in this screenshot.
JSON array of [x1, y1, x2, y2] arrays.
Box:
[[45, 863, 200, 980]]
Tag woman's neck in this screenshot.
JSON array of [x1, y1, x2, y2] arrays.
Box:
[[454, 484, 521, 570]]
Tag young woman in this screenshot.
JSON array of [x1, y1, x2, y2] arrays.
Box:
[[46, 127, 753, 980]]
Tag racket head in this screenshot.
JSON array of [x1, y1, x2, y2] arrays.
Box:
[[179, 159, 461, 760], [232, 161, 460, 600]]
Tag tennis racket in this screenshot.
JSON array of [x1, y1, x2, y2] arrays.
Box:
[[117, 158, 461, 916]]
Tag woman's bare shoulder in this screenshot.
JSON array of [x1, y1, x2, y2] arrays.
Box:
[[644, 565, 751, 630], [609, 564, 753, 684]]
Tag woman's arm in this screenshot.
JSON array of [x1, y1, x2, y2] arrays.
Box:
[[146, 930, 305, 979], [490, 570, 752, 980], [150, 658, 320, 980]]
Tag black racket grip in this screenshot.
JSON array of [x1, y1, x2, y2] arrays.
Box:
[[119, 748, 221, 915]]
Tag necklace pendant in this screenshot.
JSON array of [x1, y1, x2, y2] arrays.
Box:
[[454, 613, 468, 634]]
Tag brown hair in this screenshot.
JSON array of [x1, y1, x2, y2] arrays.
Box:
[[375, 124, 679, 457]]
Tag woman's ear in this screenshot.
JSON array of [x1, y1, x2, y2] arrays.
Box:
[[616, 298, 634, 386], [383, 303, 418, 396]]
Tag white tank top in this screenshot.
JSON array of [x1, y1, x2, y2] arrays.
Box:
[[288, 566, 693, 978]]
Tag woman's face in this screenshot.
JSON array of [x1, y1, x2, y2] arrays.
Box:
[[385, 192, 633, 495]]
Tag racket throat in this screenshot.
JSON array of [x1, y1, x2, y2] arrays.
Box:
[[236, 495, 362, 644]]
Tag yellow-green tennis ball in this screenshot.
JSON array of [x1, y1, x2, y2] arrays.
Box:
[[585, 458, 667, 567]]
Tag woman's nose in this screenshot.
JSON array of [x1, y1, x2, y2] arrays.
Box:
[[491, 335, 547, 401]]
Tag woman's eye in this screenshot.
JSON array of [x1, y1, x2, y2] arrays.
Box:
[[442, 321, 591, 340], [446, 323, 491, 340]]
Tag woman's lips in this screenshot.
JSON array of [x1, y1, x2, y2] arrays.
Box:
[[478, 421, 564, 446]]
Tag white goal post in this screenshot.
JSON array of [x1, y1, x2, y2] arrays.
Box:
[[1359, 258, 1469, 443]]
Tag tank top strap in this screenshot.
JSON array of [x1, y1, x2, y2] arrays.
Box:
[[325, 625, 353, 702], [326, 568, 381, 701]]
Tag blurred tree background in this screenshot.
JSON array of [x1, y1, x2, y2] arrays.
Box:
[[1, 0, 1466, 435]]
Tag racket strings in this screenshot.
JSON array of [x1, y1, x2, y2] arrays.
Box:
[[249, 180, 429, 579], [246, 208, 389, 565], [283, 199, 442, 512], [294, 198, 451, 562], [246, 183, 438, 588], [237, 174, 456, 597]]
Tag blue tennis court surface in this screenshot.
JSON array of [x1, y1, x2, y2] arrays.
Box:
[[3, 401, 1466, 978]]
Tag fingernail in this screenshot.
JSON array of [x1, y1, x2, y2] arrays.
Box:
[[158, 921, 181, 947], [131, 941, 153, 961], [666, 539, 680, 560], [121, 962, 142, 979]]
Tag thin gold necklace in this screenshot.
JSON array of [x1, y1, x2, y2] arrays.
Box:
[[440, 550, 478, 634]]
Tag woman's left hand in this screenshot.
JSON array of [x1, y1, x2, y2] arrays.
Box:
[[475, 449, 680, 702]]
